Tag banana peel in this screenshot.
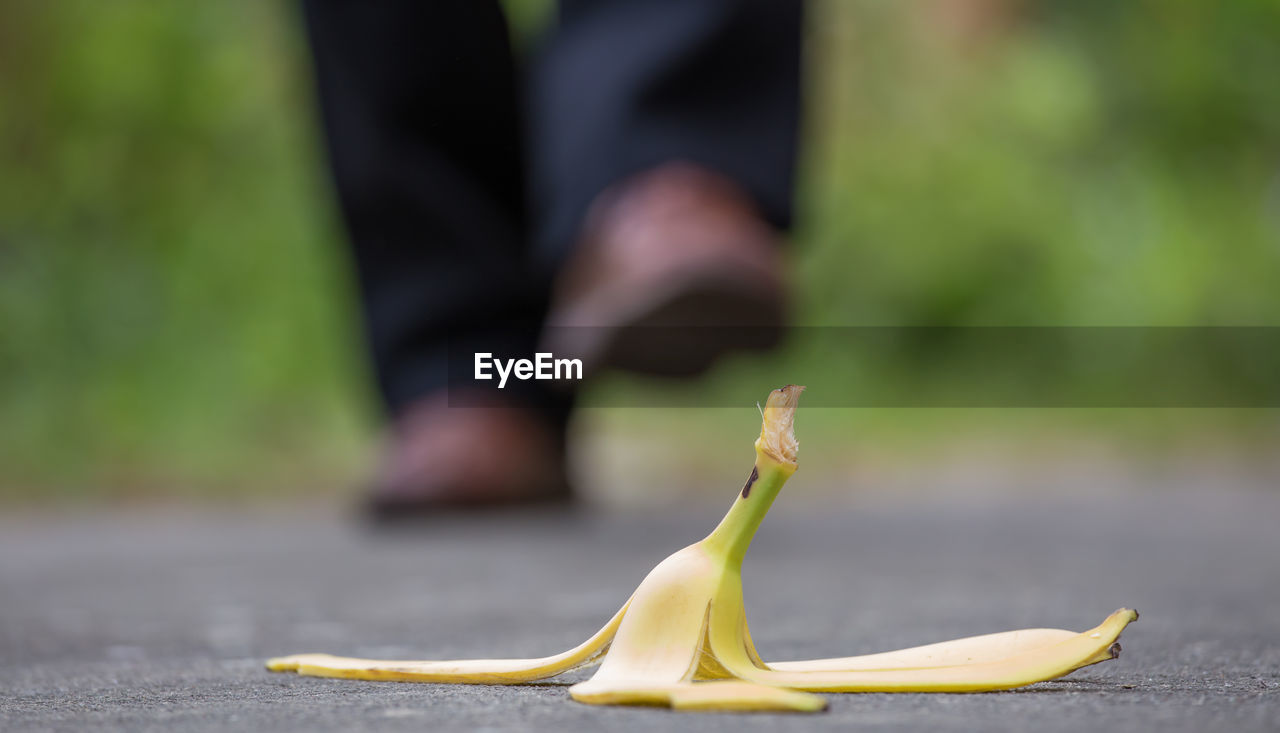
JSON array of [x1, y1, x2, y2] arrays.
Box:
[[269, 385, 1137, 712]]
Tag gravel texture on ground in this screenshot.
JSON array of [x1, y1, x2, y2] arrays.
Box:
[[2, 491, 1277, 732]]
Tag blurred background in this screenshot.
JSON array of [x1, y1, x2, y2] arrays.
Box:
[[2, 0, 1277, 509]]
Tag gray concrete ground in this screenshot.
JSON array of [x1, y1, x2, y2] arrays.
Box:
[[2, 491, 1277, 732]]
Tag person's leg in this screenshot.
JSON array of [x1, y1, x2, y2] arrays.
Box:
[[301, 0, 570, 514], [303, 0, 537, 410], [529, 0, 805, 372]]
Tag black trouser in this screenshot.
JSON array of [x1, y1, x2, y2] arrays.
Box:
[[302, 0, 803, 419]]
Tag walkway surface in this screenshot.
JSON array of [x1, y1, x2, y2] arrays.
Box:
[[2, 491, 1277, 731]]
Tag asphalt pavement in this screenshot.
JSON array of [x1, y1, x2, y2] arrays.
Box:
[[2, 490, 1277, 732]]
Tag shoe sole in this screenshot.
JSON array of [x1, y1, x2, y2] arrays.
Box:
[[363, 484, 575, 525], [544, 269, 786, 378]]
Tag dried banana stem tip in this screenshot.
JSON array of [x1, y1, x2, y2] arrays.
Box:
[[757, 385, 804, 465]]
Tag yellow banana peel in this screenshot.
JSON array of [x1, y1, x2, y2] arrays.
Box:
[[269, 385, 1137, 712]]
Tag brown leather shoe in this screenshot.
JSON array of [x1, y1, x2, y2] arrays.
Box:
[[542, 162, 787, 377], [365, 392, 571, 521]]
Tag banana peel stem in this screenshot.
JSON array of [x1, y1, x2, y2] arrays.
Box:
[[701, 385, 802, 565], [266, 386, 1140, 712]]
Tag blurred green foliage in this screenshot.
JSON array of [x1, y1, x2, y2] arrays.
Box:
[[800, 0, 1279, 326], [1, 1, 1277, 502], [0, 2, 368, 500]]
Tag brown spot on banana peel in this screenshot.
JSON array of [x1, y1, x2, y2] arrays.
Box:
[[741, 467, 759, 498]]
